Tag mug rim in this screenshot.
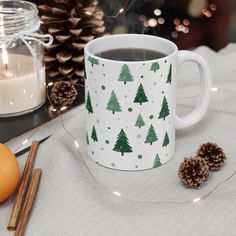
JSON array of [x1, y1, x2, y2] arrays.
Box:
[[84, 34, 178, 64]]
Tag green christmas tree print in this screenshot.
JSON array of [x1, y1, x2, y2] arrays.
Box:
[[144, 125, 158, 145], [106, 90, 122, 114], [91, 126, 98, 142], [158, 96, 169, 120], [153, 154, 162, 168], [88, 56, 99, 67], [166, 64, 172, 84], [118, 64, 133, 84], [150, 62, 160, 72], [86, 91, 93, 114], [84, 67, 87, 79], [133, 83, 148, 105], [162, 132, 169, 147], [135, 114, 145, 128], [113, 129, 133, 156], [86, 132, 90, 145]]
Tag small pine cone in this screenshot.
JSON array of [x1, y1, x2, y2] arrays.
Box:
[[197, 142, 226, 171], [50, 81, 78, 107], [178, 156, 209, 189]]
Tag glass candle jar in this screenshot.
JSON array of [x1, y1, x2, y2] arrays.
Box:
[[0, 0, 52, 117]]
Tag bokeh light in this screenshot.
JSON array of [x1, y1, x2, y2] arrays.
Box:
[[210, 4, 217, 11], [183, 27, 189, 34], [202, 9, 212, 18], [148, 18, 158, 27], [177, 24, 185, 31], [157, 17, 165, 25], [183, 19, 190, 26], [143, 20, 149, 27], [173, 18, 180, 25], [171, 31, 178, 38], [139, 15, 146, 22], [154, 9, 162, 16]]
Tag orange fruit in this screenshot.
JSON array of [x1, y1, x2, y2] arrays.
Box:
[[0, 143, 20, 203]]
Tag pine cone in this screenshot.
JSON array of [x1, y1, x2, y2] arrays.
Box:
[[178, 156, 209, 189], [39, 0, 105, 84], [50, 81, 78, 106], [197, 142, 226, 171]]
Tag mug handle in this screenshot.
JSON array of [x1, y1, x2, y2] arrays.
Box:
[[175, 50, 212, 129]]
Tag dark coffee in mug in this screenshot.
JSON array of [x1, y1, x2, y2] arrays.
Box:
[[96, 48, 167, 61]]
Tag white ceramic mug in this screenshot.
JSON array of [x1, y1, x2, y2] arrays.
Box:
[[84, 34, 211, 171]]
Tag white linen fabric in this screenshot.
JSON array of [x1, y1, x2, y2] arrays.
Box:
[[1, 44, 236, 236]]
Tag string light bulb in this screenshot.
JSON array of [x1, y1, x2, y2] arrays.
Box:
[[22, 139, 28, 145], [119, 8, 124, 13], [211, 87, 218, 92], [193, 197, 201, 203], [113, 191, 122, 197], [60, 106, 67, 112], [74, 140, 79, 148], [104, 0, 129, 18]]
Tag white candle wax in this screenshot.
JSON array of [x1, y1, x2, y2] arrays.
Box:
[[0, 54, 46, 115]]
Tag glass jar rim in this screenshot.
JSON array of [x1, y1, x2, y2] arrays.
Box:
[[0, 0, 39, 36]]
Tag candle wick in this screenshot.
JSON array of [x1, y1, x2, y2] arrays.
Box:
[[5, 64, 8, 70]]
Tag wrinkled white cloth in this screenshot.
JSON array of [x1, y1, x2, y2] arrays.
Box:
[[1, 44, 236, 236]]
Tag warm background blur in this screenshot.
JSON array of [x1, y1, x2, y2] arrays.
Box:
[[33, 0, 236, 51]]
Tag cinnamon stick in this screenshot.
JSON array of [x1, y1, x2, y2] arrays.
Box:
[[8, 141, 39, 231], [15, 169, 42, 236]]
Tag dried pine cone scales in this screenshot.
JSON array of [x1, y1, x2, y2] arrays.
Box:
[[50, 81, 78, 106], [197, 142, 226, 171], [39, 0, 105, 84], [178, 156, 209, 188]]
